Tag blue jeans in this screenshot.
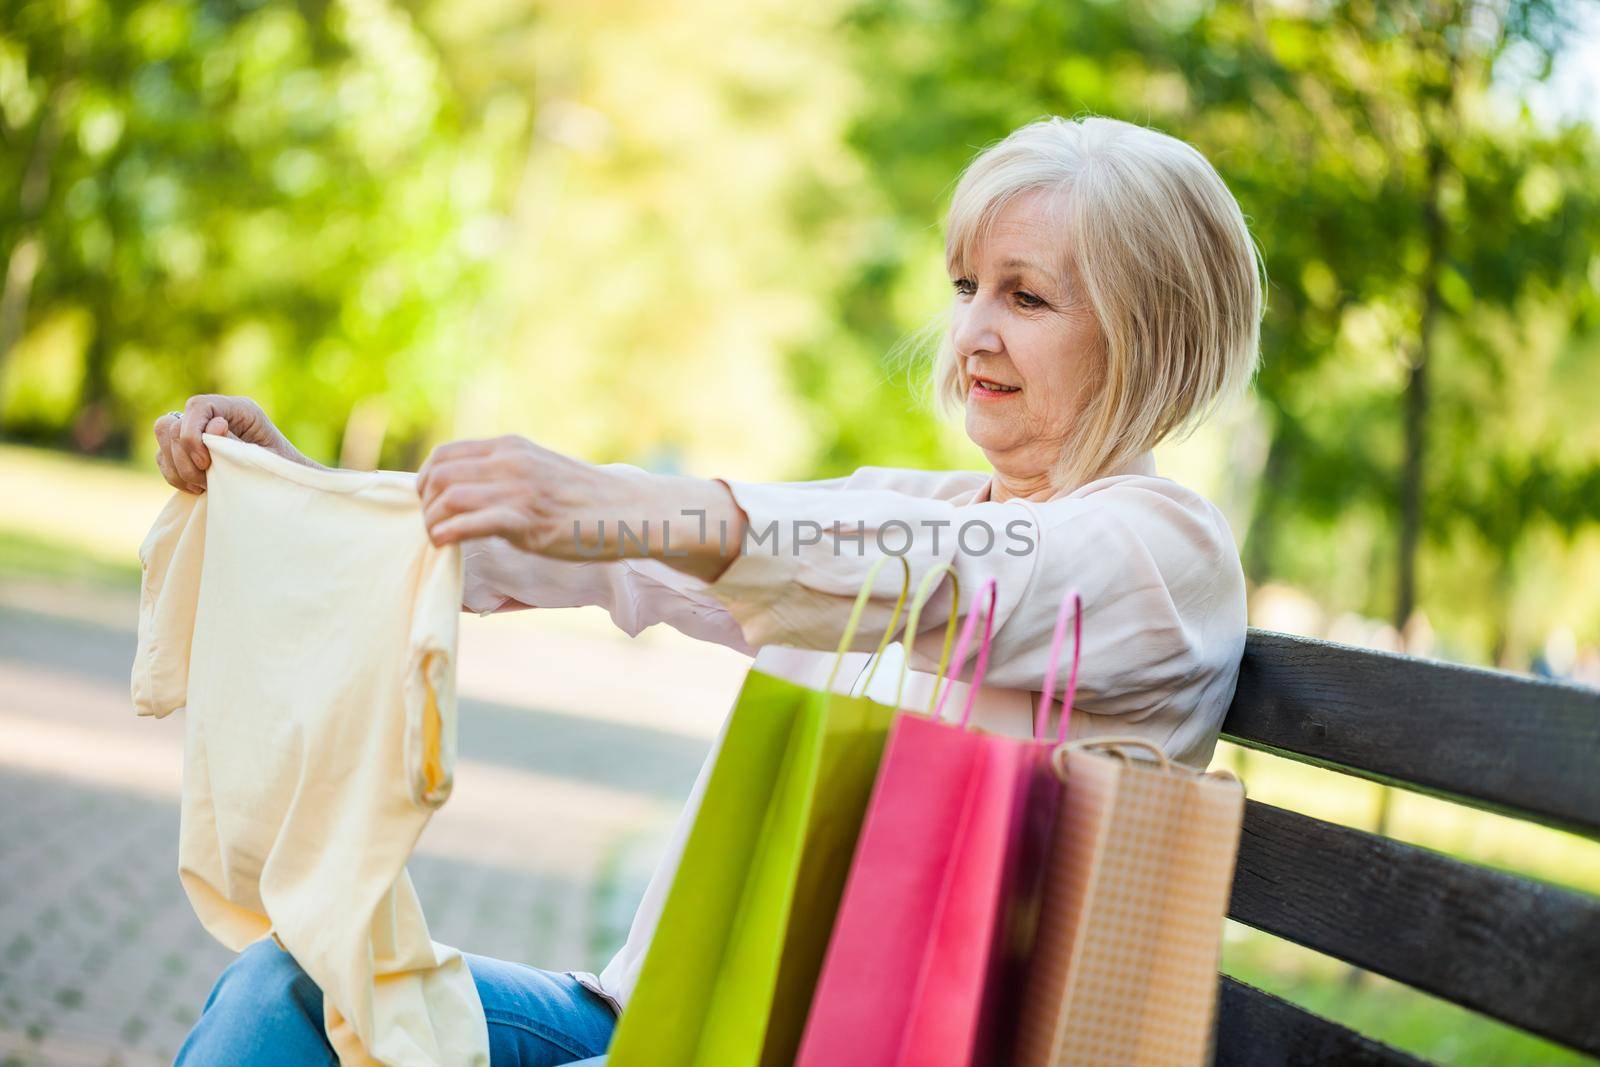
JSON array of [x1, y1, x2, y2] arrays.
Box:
[[175, 937, 614, 1065]]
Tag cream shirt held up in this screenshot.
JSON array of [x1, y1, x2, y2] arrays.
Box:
[[457, 450, 1248, 1015], [132, 433, 489, 1067]]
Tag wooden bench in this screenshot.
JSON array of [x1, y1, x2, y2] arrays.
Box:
[[1211, 630, 1600, 1065]]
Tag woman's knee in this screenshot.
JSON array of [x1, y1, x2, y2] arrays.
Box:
[[213, 937, 322, 1010], [182, 941, 615, 1066], [465, 955, 615, 1065], [177, 937, 332, 1065]]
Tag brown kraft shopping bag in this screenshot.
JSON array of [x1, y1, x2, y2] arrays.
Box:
[[1015, 736, 1245, 1067]]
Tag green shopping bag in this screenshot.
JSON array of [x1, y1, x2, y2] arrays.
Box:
[[609, 554, 950, 1067]]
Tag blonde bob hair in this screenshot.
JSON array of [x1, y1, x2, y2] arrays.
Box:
[[932, 115, 1265, 489]]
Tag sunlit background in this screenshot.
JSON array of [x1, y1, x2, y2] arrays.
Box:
[[2, 0, 1598, 1064]]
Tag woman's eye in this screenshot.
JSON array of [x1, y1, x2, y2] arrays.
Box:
[[1015, 291, 1043, 308], [953, 278, 976, 296]]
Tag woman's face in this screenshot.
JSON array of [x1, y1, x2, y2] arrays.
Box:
[[949, 191, 1103, 482]]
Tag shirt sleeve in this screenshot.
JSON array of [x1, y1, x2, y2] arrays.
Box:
[[406, 536, 464, 809], [702, 475, 1248, 722], [131, 490, 208, 719]]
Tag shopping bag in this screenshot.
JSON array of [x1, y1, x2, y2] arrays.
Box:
[[797, 576, 1087, 1067], [607, 555, 914, 1067], [1015, 735, 1246, 1067]]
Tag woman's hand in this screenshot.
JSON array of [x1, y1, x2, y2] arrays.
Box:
[[153, 395, 315, 494], [416, 434, 746, 581]]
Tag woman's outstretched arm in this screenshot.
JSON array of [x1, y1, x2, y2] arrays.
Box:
[[426, 435, 853, 654]]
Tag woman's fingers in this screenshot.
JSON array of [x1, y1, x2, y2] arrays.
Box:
[[177, 396, 268, 469], [417, 453, 506, 508], [152, 414, 180, 489], [154, 394, 287, 492], [418, 438, 506, 499], [416, 435, 576, 551], [428, 505, 524, 547], [168, 437, 206, 491], [423, 437, 501, 468], [421, 477, 500, 528], [154, 412, 206, 493], [153, 425, 202, 494], [177, 396, 231, 471]]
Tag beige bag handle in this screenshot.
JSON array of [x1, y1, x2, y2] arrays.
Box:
[[1052, 735, 1171, 780], [1051, 736, 1243, 790]]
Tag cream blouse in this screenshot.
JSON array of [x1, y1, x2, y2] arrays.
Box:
[[454, 450, 1247, 1015]]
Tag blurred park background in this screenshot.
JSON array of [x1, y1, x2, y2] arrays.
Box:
[[2, 0, 1599, 1064]]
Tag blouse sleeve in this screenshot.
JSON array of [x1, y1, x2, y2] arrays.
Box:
[[461, 543, 760, 657], [456, 465, 860, 657], [702, 474, 1248, 722]]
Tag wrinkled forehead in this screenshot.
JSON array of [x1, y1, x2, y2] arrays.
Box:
[[945, 185, 1075, 282]]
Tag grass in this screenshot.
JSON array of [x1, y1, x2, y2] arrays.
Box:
[[0, 441, 175, 566], [1221, 924, 1595, 1065], [0, 526, 141, 589], [6, 439, 1598, 1064]]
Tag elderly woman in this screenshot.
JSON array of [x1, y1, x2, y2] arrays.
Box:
[[158, 114, 1262, 1066]]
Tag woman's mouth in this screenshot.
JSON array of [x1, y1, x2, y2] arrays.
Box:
[[970, 376, 1021, 399]]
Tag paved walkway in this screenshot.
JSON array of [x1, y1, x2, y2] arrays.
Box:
[[0, 590, 746, 1066]]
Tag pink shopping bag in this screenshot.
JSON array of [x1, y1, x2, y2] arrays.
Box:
[[796, 572, 1085, 1067]]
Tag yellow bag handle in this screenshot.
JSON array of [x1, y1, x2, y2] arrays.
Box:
[[891, 562, 963, 716], [825, 554, 913, 694]]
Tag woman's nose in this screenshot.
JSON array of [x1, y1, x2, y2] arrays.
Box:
[[951, 296, 1002, 359]]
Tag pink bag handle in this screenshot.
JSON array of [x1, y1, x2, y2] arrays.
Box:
[[930, 577, 998, 730], [1034, 588, 1083, 742]]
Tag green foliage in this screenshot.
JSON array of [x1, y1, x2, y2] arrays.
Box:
[[0, 0, 526, 464], [438, 0, 866, 478]]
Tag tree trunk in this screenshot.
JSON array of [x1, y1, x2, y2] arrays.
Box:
[[1396, 139, 1447, 635], [71, 299, 119, 455], [1243, 419, 1287, 587]]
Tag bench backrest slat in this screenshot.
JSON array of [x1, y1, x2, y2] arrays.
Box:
[[1221, 630, 1600, 839], [1229, 799, 1600, 1056], [1215, 976, 1429, 1066]]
